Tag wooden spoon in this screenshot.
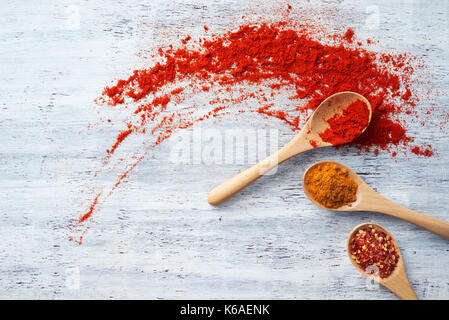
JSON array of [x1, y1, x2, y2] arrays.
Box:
[[303, 160, 449, 240], [347, 222, 418, 300], [208, 91, 372, 205]]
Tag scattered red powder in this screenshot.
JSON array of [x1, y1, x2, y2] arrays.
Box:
[[350, 225, 399, 279], [78, 193, 101, 223], [181, 35, 191, 44], [74, 14, 440, 242], [170, 87, 184, 95], [100, 23, 430, 157], [319, 100, 370, 145], [107, 127, 133, 154]]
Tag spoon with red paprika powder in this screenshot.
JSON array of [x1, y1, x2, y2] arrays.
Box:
[[347, 223, 418, 300], [208, 91, 372, 205], [303, 160, 449, 241]]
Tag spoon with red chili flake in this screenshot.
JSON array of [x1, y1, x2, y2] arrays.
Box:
[[303, 160, 449, 241], [347, 223, 417, 300], [208, 91, 372, 205]]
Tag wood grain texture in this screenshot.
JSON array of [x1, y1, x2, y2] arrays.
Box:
[[1, 0, 449, 299]]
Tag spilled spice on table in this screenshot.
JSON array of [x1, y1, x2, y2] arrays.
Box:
[[319, 99, 370, 145], [100, 22, 434, 157], [71, 7, 441, 243]]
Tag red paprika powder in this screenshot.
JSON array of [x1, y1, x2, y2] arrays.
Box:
[[78, 192, 101, 223], [72, 14, 439, 242], [349, 225, 399, 279], [100, 22, 433, 158]]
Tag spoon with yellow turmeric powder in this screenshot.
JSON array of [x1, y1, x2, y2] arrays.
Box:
[[303, 160, 449, 241]]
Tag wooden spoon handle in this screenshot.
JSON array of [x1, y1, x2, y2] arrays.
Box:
[[208, 138, 309, 205], [383, 276, 418, 300], [366, 194, 449, 240]]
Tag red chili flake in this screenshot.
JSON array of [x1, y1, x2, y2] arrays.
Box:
[[107, 127, 133, 155], [349, 225, 399, 279]]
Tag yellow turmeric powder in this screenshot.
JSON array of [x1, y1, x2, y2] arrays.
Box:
[[304, 163, 357, 209]]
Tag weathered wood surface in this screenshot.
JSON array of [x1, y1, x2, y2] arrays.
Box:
[[1, 0, 449, 299]]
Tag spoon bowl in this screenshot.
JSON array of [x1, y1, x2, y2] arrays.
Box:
[[307, 91, 372, 145], [303, 160, 449, 240], [208, 92, 372, 205], [347, 222, 417, 300]]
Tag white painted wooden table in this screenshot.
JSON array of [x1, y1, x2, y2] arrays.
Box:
[[1, 0, 449, 299]]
